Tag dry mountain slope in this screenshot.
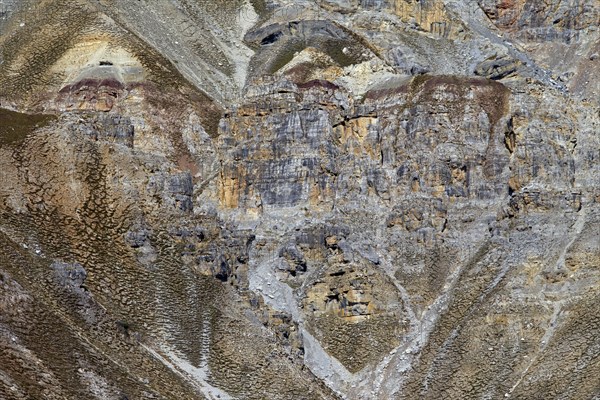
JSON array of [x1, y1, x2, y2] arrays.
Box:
[[0, 0, 599, 399]]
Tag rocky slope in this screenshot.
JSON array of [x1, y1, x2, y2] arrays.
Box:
[[0, 0, 598, 399]]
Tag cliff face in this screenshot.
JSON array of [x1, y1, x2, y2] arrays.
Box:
[[0, 1, 598, 399], [477, 0, 600, 100]]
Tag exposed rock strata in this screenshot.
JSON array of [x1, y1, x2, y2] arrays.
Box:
[[0, 0, 598, 399]]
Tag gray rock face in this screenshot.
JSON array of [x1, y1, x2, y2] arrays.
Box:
[[72, 114, 135, 147], [213, 69, 598, 398], [219, 75, 512, 210], [148, 172, 194, 212], [0, 1, 598, 400], [52, 262, 88, 295], [246, 19, 376, 77], [475, 56, 521, 80]]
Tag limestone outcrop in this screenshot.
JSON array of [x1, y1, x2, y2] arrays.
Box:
[[0, 1, 598, 399]]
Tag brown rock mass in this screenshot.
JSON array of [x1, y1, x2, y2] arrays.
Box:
[[0, 0, 598, 399]]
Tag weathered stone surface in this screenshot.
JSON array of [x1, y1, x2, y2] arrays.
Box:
[[476, 0, 600, 100], [0, 1, 598, 399], [475, 56, 522, 80]]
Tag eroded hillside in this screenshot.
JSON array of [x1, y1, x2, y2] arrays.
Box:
[[0, 1, 598, 399]]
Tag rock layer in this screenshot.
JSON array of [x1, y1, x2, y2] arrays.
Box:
[[0, 0, 598, 399]]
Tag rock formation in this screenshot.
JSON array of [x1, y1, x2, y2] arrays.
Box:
[[0, 0, 598, 399]]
